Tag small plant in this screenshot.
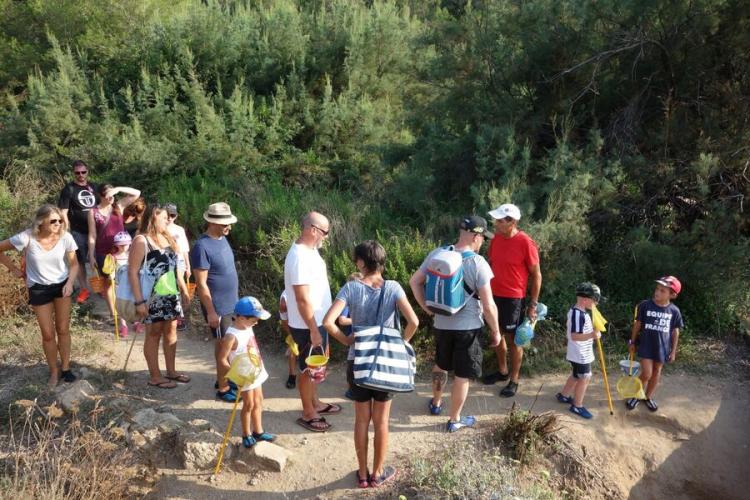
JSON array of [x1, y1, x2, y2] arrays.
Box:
[[495, 402, 560, 465]]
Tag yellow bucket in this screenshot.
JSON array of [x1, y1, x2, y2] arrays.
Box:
[[305, 354, 329, 367]]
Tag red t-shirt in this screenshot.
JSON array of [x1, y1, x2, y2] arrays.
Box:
[[488, 230, 539, 298]]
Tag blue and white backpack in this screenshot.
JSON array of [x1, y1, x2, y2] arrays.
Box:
[[424, 246, 476, 316]]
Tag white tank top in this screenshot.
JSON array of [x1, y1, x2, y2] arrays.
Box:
[[226, 325, 268, 390]]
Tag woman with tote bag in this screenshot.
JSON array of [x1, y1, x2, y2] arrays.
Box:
[[323, 240, 419, 489]]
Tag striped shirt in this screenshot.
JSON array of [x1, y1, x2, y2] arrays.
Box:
[[566, 307, 594, 364]]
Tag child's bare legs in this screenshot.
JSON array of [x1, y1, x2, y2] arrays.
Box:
[[640, 359, 663, 399], [560, 375, 577, 399], [240, 390, 253, 437], [573, 376, 591, 407], [288, 353, 296, 375], [354, 400, 372, 479], [250, 388, 264, 434], [371, 399, 392, 479]]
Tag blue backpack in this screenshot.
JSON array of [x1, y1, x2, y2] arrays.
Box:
[[424, 246, 476, 316]]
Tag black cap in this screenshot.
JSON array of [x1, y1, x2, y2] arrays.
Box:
[[459, 216, 494, 238], [576, 282, 597, 299], [164, 203, 178, 216]]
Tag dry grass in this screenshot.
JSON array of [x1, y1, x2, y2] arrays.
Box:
[[495, 402, 560, 465], [0, 398, 144, 499], [0, 255, 28, 319]]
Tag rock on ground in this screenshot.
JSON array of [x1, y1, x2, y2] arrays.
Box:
[[176, 429, 228, 470], [54, 380, 96, 412], [131, 408, 185, 432], [238, 441, 292, 472]]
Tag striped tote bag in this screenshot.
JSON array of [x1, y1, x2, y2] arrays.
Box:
[[352, 287, 416, 393]]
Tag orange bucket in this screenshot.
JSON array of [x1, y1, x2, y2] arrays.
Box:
[[187, 282, 197, 300], [89, 276, 107, 293]]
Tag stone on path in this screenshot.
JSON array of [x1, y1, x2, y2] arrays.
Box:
[[238, 441, 291, 472], [131, 408, 184, 432], [177, 429, 227, 470], [55, 380, 97, 412]]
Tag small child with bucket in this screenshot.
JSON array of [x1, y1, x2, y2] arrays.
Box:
[[217, 296, 275, 448], [556, 282, 601, 419], [626, 276, 684, 412]]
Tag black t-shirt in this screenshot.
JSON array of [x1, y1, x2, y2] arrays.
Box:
[[58, 182, 98, 233]]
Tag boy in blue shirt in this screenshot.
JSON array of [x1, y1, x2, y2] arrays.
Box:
[[627, 276, 684, 412]]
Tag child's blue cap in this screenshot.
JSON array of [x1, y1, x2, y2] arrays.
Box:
[[234, 296, 270, 320]]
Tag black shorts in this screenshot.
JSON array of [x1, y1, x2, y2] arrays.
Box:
[[289, 326, 330, 373], [350, 383, 393, 403], [201, 306, 233, 339], [434, 328, 483, 379], [494, 296, 524, 334], [28, 280, 67, 306], [570, 361, 591, 379], [71, 230, 88, 270]]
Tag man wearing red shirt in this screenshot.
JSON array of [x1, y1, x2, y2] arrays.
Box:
[[483, 204, 542, 397]]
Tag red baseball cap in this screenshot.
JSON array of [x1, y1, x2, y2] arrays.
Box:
[[655, 276, 682, 294]]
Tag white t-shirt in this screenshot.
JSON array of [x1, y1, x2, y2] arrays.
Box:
[[10, 230, 77, 287], [283, 243, 332, 329], [226, 325, 268, 391], [168, 223, 190, 270], [566, 306, 595, 364]]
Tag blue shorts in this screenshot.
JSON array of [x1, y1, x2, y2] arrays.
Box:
[[289, 326, 329, 373], [570, 361, 591, 379]]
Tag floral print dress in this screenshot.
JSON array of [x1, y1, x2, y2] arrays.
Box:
[[143, 238, 182, 324]]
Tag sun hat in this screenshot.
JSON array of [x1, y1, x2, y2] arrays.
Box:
[[113, 231, 132, 246], [459, 215, 494, 238], [234, 296, 271, 320], [655, 276, 682, 294], [576, 282, 597, 298], [164, 203, 178, 216], [203, 202, 238, 225], [488, 203, 521, 221]]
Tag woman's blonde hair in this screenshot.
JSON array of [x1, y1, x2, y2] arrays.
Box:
[[31, 204, 68, 237], [139, 204, 177, 249]]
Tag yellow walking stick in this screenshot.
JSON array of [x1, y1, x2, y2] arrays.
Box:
[[213, 350, 263, 475], [592, 305, 614, 415], [102, 255, 119, 342]]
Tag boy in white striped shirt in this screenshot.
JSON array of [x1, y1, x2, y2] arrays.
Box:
[[555, 282, 601, 419]]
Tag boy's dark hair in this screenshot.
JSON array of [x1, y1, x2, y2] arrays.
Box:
[[353, 240, 386, 273], [72, 160, 87, 169]]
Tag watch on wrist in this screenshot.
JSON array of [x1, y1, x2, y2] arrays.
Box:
[[528, 301, 538, 308], [135, 299, 147, 306]]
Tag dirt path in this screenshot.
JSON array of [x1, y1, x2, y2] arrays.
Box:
[[100, 323, 749, 499]]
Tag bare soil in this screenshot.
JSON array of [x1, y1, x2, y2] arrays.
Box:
[[97, 319, 749, 500]]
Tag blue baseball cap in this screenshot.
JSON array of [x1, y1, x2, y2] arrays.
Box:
[[234, 296, 270, 320]]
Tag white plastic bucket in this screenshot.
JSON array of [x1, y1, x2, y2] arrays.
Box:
[[619, 359, 640, 376]]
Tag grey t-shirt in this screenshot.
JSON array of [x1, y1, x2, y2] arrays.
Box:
[[335, 279, 406, 360], [419, 246, 494, 331]]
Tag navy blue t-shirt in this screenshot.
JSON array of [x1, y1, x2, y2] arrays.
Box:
[[636, 299, 684, 362], [191, 234, 239, 316]]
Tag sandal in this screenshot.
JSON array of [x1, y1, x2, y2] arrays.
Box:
[[317, 403, 342, 415], [165, 373, 191, 383], [626, 398, 640, 410], [645, 399, 658, 412], [242, 435, 257, 448], [285, 374, 296, 389], [148, 380, 177, 389], [296, 416, 331, 433], [216, 388, 237, 402], [428, 399, 442, 415], [556, 393, 573, 404], [370, 465, 397, 488], [355, 470, 370, 489], [252, 431, 276, 442]]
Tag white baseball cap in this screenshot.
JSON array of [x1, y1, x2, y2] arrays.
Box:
[[488, 203, 521, 221]]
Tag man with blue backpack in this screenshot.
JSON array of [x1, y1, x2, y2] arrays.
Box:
[[409, 216, 501, 432]]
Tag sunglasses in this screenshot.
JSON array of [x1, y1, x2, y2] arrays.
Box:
[[48, 219, 62, 225], [311, 224, 330, 236], [168, 213, 177, 219], [74, 170, 87, 175]]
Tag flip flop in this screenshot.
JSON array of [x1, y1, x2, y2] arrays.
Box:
[[355, 470, 370, 489], [165, 373, 191, 383], [147, 380, 177, 389], [369, 465, 397, 488], [317, 403, 342, 415], [296, 417, 331, 432]]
